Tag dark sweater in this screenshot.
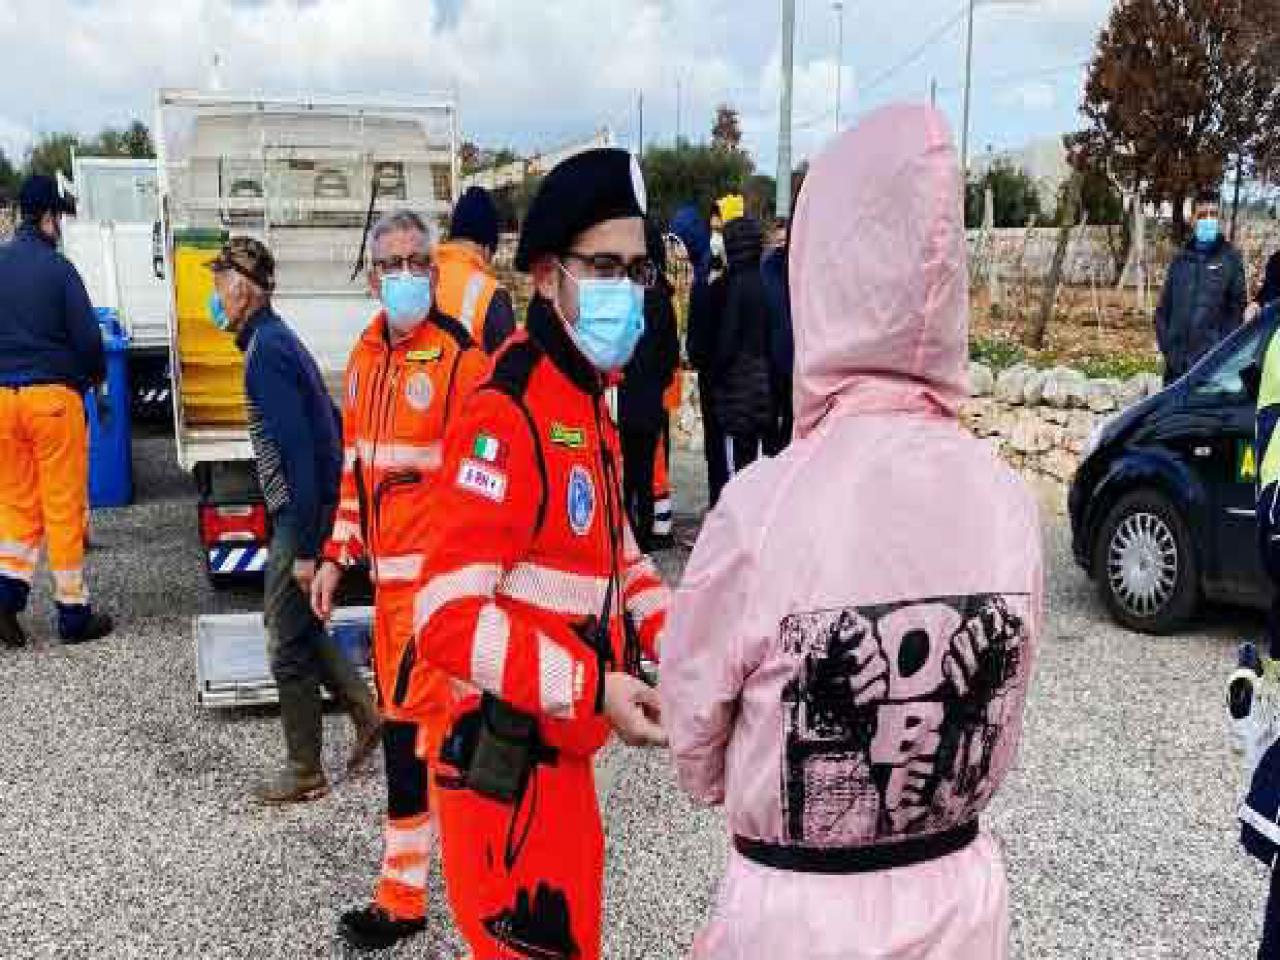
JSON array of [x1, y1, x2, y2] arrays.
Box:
[[236, 307, 342, 559], [0, 225, 105, 391]]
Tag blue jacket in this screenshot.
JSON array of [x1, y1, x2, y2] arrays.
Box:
[[1155, 237, 1247, 380], [0, 225, 105, 391], [236, 307, 342, 559]]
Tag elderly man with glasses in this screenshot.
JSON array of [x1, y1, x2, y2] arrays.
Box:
[[309, 210, 491, 951]]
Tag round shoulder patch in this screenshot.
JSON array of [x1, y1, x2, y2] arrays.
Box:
[[567, 465, 596, 537], [630, 154, 648, 216], [404, 370, 434, 413]]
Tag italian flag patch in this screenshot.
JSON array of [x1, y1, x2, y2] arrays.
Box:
[[472, 433, 503, 463]]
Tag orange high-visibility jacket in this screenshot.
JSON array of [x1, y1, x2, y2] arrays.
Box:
[[434, 241, 517, 354], [322, 308, 490, 719], [397, 298, 670, 756]]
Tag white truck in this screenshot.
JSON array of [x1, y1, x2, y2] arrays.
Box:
[[61, 156, 173, 418], [153, 90, 458, 706]]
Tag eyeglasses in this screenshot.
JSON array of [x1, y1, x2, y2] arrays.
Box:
[[562, 251, 658, 289], [372, 254, 431, 275]]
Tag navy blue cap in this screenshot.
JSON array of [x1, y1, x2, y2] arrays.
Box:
[[450, 186, 500, 251], [515, 148, 647, 272], [19, 175, 75, 220]]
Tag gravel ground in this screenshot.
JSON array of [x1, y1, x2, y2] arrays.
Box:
[[0, 433, 1270, 959]]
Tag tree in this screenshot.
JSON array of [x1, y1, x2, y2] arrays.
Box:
[[25, 133, 80, 178], [120, 120, 154, 158], [1069, 0, 1280, 238], [0, 150, 19, 204], [964, 162, 1041, 229], [459, 141, 482, 175], [641, 141, 752, 224], [711, 105, 743, 152], [743, 173, 776, 222]]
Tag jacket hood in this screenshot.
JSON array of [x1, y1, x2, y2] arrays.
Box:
[[790, 103, 969, 438], [670, 204, 711, 281]]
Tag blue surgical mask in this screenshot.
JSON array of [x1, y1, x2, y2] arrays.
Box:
[[209, 291, 232, 332], [380, 272, 433, 332], [563, 271, 645, 372], [1195, 217, 1220, 246]]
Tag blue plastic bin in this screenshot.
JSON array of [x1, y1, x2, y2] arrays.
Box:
[[86, 309, 133, 508]]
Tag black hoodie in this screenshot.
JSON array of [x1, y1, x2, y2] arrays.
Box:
[[705, 217, 773, 436]]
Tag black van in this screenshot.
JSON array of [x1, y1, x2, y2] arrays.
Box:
[[1069, 311, 1279, 633]]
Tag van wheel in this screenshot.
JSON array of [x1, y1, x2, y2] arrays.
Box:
[[1093, 490, 1199, 634]]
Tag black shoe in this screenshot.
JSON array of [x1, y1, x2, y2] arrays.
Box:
[[59, 612, 114, 645], [338, 905, 426, 952], [0, 608, 27, 649], [649, 533, 676, 552]]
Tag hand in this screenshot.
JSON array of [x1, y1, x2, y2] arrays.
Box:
[[293, 558, 317, 595], [1246, 302, 1262, 323], [603, 672, 668, 748], [310, 560, 342, 621]]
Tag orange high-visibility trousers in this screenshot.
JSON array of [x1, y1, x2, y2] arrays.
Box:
[[435, 748, 604, 960], [0, 385, 89, 607]]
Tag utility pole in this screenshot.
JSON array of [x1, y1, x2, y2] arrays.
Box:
[[638, 91, 645, 159], [960, 0, 975, 179], [930, 77, 937, 108], [777, 0, 796, 219], [676, 78, 682, 144], [833, 1, 846, 133]]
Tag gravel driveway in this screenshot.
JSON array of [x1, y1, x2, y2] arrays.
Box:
[[0, 435, 1269, 959]]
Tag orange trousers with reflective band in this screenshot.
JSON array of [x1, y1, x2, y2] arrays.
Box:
[[0, 385, 89, 606]]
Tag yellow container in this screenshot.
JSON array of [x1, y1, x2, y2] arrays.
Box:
[[175, 246, 219, 320]]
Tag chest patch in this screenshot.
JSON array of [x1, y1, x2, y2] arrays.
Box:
[[457, 459, 507, 503], [404, 371, 434, 413], [550, 422, 586, 450], [407, 348, 443, 362], [567, 464, 596, 536]]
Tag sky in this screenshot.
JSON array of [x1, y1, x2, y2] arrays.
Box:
[[0, 0, 1115, 178]]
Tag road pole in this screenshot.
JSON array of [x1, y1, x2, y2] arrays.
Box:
[[777, 0, 796, 219], [960, 0, 975, 179]]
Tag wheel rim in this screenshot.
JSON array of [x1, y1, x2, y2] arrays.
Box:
[[1106, 511, 1179, 619]]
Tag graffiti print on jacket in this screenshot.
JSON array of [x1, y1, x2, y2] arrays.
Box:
[[780, 593, 1030, 843]]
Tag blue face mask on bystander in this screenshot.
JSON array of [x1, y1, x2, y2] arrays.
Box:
[[209, 292, 232, 332], [380, 272, 434, 333], [1195, 217, 1221, 247]]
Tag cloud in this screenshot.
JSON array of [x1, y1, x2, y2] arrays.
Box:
[[1000, 80, 1056, 111], [0, 0, 1115, 176]]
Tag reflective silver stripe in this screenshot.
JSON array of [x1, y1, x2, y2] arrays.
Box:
[[380, 817, 435, 890], [354, 440, 443, 472], [652, 517, 674, 535], [414, 563, 503, 633], [471, 603, 510, 693], [1241, 803, 1280, 847], [374, 554, 424, 584], [623, 557, 661, 595], [329, 519, 362, 543], [1227, 507, 1257, 518], [51, 569, 88, 604], [459, 273, 487, 331], [0, 561, 33, 583], [343, 447, 357, 470], [498, 563, 609, 617], [0, 540, 39, 564], [538, 633, 576, 720], [338, 497, 360, 514], [628, 586, 668, 625]]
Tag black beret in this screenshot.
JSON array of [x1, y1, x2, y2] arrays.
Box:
[[515, 148, 648, 272]]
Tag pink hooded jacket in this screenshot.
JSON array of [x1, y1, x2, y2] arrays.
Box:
[[661, 105, 1043, 958]]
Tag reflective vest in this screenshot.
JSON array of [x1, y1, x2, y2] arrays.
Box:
[[399, 297, 670, 757], [323, 308, 489, 716], [435, 241, 500, 345]]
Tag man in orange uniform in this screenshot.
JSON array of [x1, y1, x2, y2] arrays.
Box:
[[310, 210, 490, 952], [0, 175, 113, 647], [435, 186, 517, 354], [399, 149, 671, 960]]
